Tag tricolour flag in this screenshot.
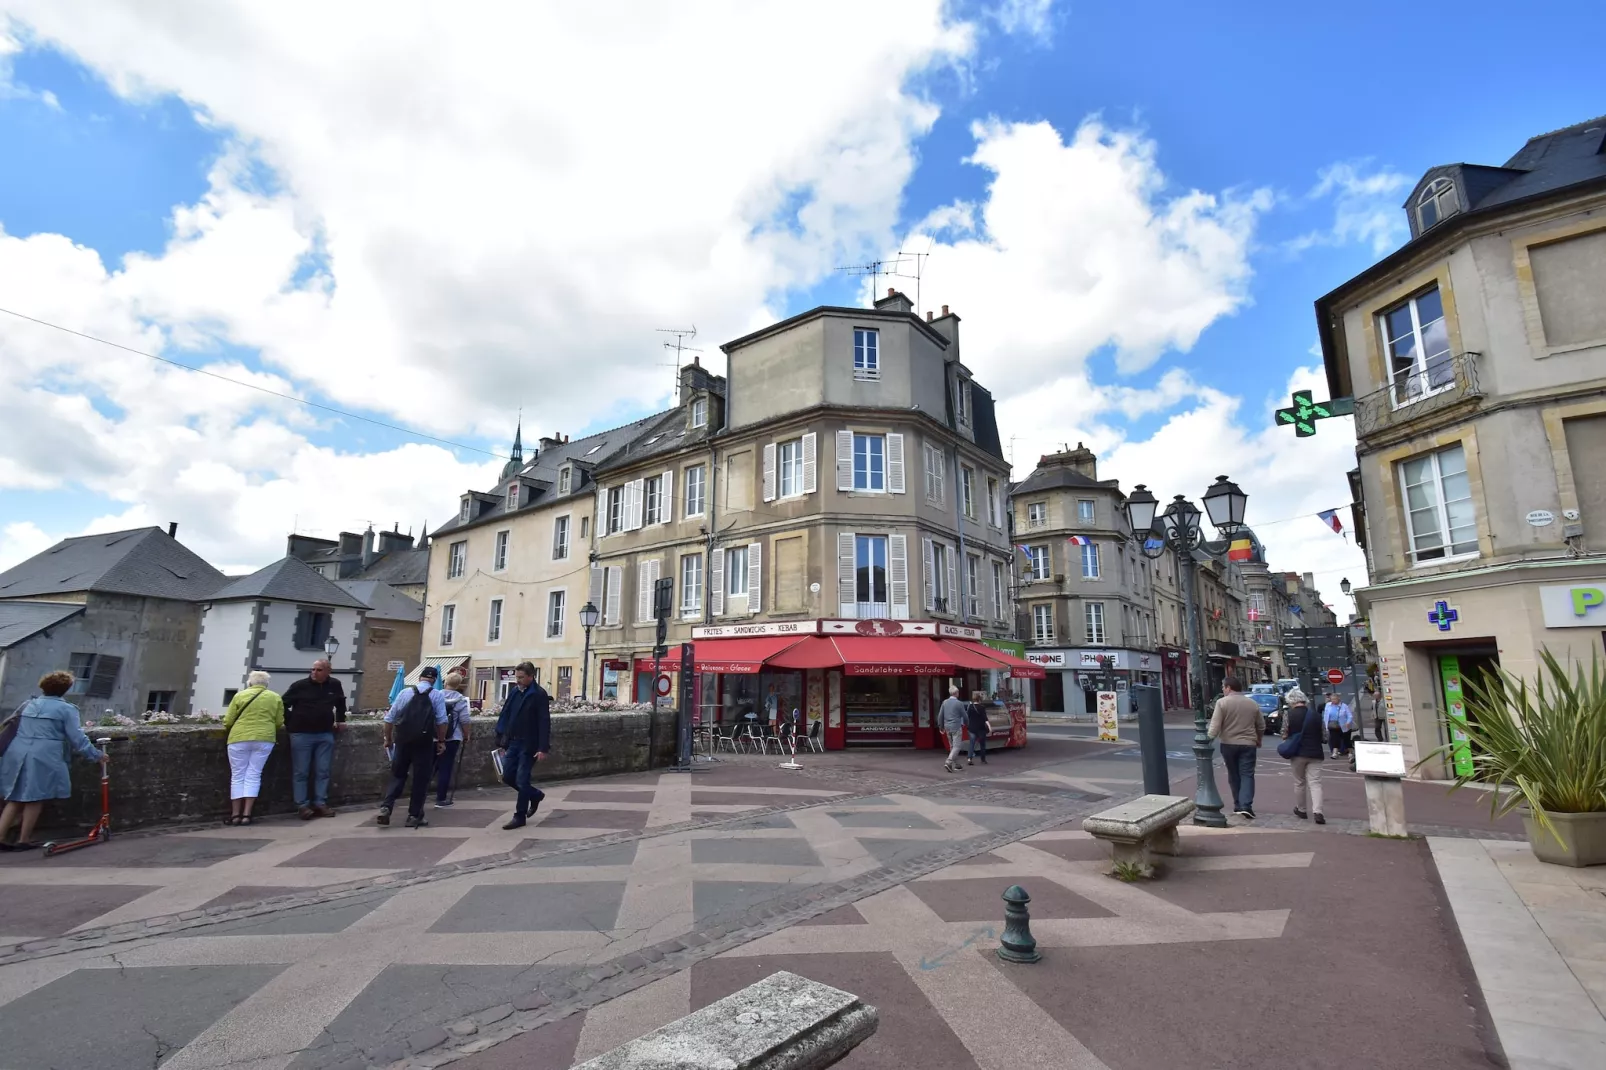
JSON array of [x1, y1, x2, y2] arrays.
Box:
[[1318, 509, 1345, 536], [1066, 535, 1091, 546], [1016, 544, 1033, 556], [1227, 537, 1252, 562]]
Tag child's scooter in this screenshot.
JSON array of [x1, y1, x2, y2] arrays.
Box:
[[43, 737, 112, 856]]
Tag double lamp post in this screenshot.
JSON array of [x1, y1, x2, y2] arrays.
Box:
[[1123, 475, 1248, 828]]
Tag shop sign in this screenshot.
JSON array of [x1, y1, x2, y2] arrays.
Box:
[[843, 663, 951, 676], [692, 620, 819, 639], [936, 622, 983, 640], [1539, 583, 1606, 629], [854, 619, 904, 636], [1027, 651, 1066, 667], [1096, 691, 1120, 741], [822, 618, 937, 635], [1078, 650, 1126, 669]]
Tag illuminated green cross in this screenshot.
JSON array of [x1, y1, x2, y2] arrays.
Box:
[[1275, 389, 1354, 437]]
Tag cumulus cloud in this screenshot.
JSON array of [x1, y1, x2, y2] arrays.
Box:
[[1290, 160, 1413, 256], [988, 0, 1057, 42]]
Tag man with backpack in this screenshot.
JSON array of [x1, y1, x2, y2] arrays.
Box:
[[494, 662, 550, 830], [379, 665, 450, 827]]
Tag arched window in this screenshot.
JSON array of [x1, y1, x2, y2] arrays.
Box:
[[1417, 177, 1460, 231]]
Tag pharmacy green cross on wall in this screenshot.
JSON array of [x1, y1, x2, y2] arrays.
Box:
[[1275, 389, 1355, 437]]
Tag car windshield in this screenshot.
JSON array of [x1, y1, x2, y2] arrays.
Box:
[[1250, 684, 1275, 694]]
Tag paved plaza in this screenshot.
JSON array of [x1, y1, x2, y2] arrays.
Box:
[[0, 733, 1600, 1069]]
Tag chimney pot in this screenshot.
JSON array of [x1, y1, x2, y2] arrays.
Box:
[[167, 522, 178, 538], [941, 304, 949, 316], [926, 311, 933, 321], [887, 287, 895, 296]]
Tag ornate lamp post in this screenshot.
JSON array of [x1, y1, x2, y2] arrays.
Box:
[[578, 600, 600, 700], [322, 635, 340, 665], [1340, 577, 1352, 597], [1125, 475, 1248, 828]]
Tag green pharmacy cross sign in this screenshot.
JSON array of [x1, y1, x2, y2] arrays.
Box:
[[1275, 390, 1355, 437]]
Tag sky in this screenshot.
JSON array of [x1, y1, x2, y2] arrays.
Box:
[[0, 1, 1602, 615]]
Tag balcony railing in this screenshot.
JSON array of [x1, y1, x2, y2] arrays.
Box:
[[1354, 351, 1482, 439]]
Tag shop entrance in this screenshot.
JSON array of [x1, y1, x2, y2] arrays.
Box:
[[1035, 672, 1065, 714], [843, 676, 916, 746], [1429, 642, 1500, 780]]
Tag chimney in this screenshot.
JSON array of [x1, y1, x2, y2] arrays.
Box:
[[337, 531, 363, 556], [928, 303, 961, 360], [361, 528, 379, 571], [680, 359, 719, 400], [1038, 442, 1098, 481], [926, 311, 933, 321], [167, 522, 178, 538], [873, 288, 913, 315], [539, 434, 564, 453]]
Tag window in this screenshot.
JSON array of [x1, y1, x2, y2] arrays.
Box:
[[559, 467, 571, 494], [580, 515, 590, 539], [680, 554, 703, 615], [1027, 501, 1047, 529], [222, 688, 239, 706], [955, 378, 971, 427], [853, 328, 879, 379], [961, 466, 975, 518], [691, 396, 708, 428], [1032, 603, 1054, 643], [494, 530, 510, 571], [966, 554, 980, 617], [1248, 592, 1267, 618], [930, 541, 950, 610], [644, 475, 664, 525], [923, 443, 945, 504], [853, 433, 885, 491], [145, 691, 176, 714], [987, 477, 1001, 526], [607, 486, 625, 534], [726, 545, 749, 597], [552, 516, 569, 560], [440, 604, 456, 646], [293, 609, 332, 651], [69, 652, 123, 698], [447, 540, 467, 579], [459, 498, 471, 522], [1028, 545, 1051, 581], [1081, 542, 1101, 579], [1085, 602, 1107, 645], [1380, 286, 1454, 408], [685, 465, 706, 516], [1416, 177, 1459, 231], [487, 597, 504, 642], [1400, 444, 1478, 562], [777, 438, 804, 498], [547, 590, 566, 638], [505, 484, 520, 512], [1078, 499, 1095, 523], [855, 534, 888, 612], [992, 561, 1006, 620]]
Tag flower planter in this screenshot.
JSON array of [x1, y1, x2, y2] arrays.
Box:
[[1522, 809, 1606, 867]]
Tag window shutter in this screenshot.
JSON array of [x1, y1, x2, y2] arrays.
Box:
[[836, 430, 853, 491], [802, 432, 817, 494], [293, 609, 311, 650], [87, 654, 123, 699], [747, 541, 762, 613], [596, 485, 607, 535], [626, 479, 644, 530], [837, 532, 857, 616], [762, 443, 777, 502], [887, 433, 905, 493], [605, 566, 623, 625], [889, 534, 909, 618], [589, 564, 603, 605], [661, 469, 673, 523], [933, 448, 945, 505], [638, 561, 653, 622], [710, 549, 726, 615], [946, 543, 957, 613], [922, 537, 935, 611], [984, 558, 996, 620]]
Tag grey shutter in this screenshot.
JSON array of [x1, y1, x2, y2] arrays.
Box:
[[637, 561, 654, 622], [747, 541, 762, 614], [837, 532, 856, 616], [710, 548, 726, 616], [589, 564, 603, 605], [661, 469, 674, 523], [802, 432, 817, 494], [922, 537, 935, 612], [836, 430, 853, 491], [887, 433, 905, 493], [762, 443, 777, 502], [945, 544, 957, 615], [87, 655, 123, 699], [604, 566, 623, 625], [889, 534, 909, 618]]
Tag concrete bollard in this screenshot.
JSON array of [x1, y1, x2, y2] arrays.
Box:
[[996, 884, 1041, 964]]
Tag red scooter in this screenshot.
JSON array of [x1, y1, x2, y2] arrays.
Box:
[[43, 736, 113, 857]]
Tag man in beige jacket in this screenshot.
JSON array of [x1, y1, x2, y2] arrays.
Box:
[[1208, 674, 1264, 819]]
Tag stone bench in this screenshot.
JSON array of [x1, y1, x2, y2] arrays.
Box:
[[574, 970, 877, 1069], [1082, 794, 1196, 876]]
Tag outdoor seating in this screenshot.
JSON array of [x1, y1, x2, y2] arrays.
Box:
[[805, 719, 824, 753], [1082, 794, 1195, 877]]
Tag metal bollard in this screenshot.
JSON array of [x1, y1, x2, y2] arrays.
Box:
[[996, 885, 1041, 964]]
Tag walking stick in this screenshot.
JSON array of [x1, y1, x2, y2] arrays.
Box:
[[448, 734, 467, 803]]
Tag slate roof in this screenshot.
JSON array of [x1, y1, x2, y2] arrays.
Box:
[[0, 601, 85, 649], [0, 527, 227, 602], [335, 580, 424, 622], [349, 548, 429, 587], [1011, 465, 1117, 495], [210, 556, 370, 609]]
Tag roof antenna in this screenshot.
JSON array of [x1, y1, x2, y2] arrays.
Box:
[[835, 256, 908, 308], [888, 242, 933, 316], [656, 326, 700, 400]]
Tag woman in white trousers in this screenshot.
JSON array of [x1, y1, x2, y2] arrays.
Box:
[[222, 671, 286, 825]]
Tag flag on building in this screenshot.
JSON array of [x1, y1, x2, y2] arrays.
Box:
[[1016, 544, 1033, 557], [1066, 535, 1092, 546], [1318, 509, 1345, 536], [1228, 536, 1252, 561], [1247, 607, 1261, 621], [1288, 603, 1304, 617]]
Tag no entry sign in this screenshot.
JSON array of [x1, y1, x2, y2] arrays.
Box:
[[1326, 668, 1346, 685]]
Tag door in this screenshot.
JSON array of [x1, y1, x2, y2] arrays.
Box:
[[1037, 672, 1064, 714], [1437, 651, 1499, 779]]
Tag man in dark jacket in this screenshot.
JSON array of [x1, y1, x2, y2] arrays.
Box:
[[280, 659, 347, 819], [965, 691, 992, 766], [495, 662, 551, 830]]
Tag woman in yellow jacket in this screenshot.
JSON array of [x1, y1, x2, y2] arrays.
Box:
[[222, 671, 286, 825]]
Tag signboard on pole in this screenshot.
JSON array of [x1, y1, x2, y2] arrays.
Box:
[[1326, 668, 1346, 685], [1096, 691, 1120, 742]]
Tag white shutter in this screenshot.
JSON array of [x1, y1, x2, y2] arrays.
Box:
[[836, 430, 853, 491], [945, 543, 957, 615], [762, 443, 777, 502], [922, 537, 935, 612], [747, 541, 762, 614], [604, 566, 623, 625], [589, 564, 603, 605], [889, 534, 909, 618], [661, 469, 674, 523], [887, 433, 905, 494], [710, 548, 726, 616], [985, 558, 997, 621], [625, 479, 644, 531], [596, 485, 608, 537], [638, 561, 653, 622], [932, 447, 945, 505], [838, 532, 857, 616], [802, 432, 817, 494]]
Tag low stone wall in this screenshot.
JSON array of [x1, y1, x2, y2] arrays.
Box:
[[42, 709, 677, 832]]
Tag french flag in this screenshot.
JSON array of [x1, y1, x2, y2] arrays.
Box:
[[1066, 535, 1092, 546], [1318, 509, 1344, 535]]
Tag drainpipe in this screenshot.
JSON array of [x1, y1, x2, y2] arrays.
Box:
[[952, 447, 969, 624]]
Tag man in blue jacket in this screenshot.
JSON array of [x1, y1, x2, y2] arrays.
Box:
[[495, 661, 551, 830]]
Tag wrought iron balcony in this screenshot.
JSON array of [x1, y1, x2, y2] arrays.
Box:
[[1354, 351, 1482, 439]]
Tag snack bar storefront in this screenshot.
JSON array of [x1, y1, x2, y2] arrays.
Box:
[[689, 619, 1044, 751]]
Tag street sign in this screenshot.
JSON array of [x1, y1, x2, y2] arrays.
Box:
[[1326, 668, 1346, 685], [655, 673, 673, 697], [1274, 389, 1355, 437]]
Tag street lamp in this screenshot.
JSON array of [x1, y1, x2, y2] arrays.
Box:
[[1124, 475, 1250, 829], [578, 600, 600, 700], [1340, 577, 1352, 597], [323, 636, 340, 664]]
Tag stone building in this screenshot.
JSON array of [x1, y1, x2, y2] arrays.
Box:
[[289, 527, 429, 602], [335, 580, 425, 711], [1317, 114, 1606, 775], [1235, 531, 1292, 679]]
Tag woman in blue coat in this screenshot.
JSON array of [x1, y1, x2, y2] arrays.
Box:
[[0, 670, 108, 851]]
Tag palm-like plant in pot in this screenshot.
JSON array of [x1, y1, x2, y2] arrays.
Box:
[[1428, 650, 1606, 867]]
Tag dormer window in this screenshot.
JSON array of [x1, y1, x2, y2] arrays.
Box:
[[459, 498, 471, 523], [505, 484, 520, 513], [559, 467, 571, 495], [690, 396, 708, 429], [954, 376, 972, 430], [1416, 177, 1459, 232]]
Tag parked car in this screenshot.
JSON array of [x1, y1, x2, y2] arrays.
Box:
[[1274, 678, 1299, 694], [1250, 683, 1285, 735]]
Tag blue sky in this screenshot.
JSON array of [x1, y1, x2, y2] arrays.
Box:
[[1, 1, 1601, 591]]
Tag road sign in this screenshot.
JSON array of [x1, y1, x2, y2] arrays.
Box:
[[1326, 668, 1346, 685], [655, 673, 673, 698]]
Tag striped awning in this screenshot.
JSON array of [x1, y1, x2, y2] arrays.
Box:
[[404, 656, 470, 685]]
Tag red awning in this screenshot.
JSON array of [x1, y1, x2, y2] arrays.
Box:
[[692, 635, 805, 673], [948, 639, 1047, 679], [936, 639, 1010, 671], [830, 635, 958, 676], [764, 636, 849, 670]]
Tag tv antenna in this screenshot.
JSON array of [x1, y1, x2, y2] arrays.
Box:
[[656, 326, 701, 399], [835, 256, 909, 308], [888, 242, 933, 315]]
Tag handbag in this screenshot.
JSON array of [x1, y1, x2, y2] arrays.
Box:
[[0, 699, 32, 758], [1277, 708, 1308, 760]]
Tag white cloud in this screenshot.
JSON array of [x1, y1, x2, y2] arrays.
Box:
[[1290, 161, 1413, 256], [989, 0, 1057, 42]]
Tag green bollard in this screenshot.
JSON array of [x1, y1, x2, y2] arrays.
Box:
[[996, 884, 1041, 964]]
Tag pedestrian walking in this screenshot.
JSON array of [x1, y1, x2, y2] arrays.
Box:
[[965, 691, 992, 766], [1280, 689, 1326, 824], [939, 686, 967, 773], [379, 667, 449, 828], [1208, 674, 1263, 819], [1365, 684, 1386, 741], [435, 670, 472, 807], [280, 659, 348, 820], [0, 671, 108, 851], [222, 671, 285, 826], [495, 662, 550, 830], [1325, 691, 1355, 757]]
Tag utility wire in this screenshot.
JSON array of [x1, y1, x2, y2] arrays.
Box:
[[0, 304, 502, 458]]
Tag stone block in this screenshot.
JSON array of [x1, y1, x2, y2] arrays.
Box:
[[1364, 777, 1409, 838], [572, 970, 877, 1070]]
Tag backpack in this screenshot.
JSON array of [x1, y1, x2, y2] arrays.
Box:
[[394, 686, 436, 745]]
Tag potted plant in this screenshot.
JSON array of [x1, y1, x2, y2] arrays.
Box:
[[1429, 651, 1606, 866]]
